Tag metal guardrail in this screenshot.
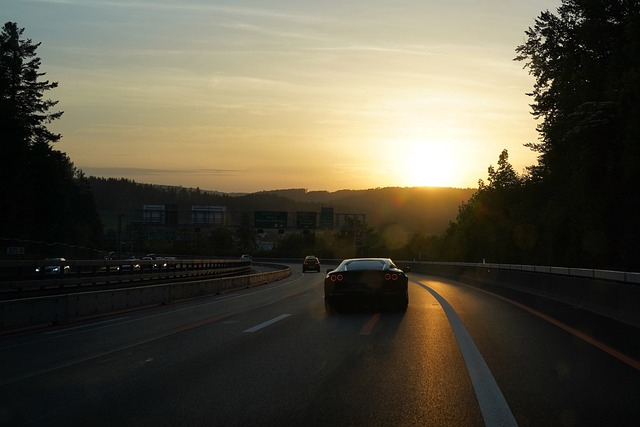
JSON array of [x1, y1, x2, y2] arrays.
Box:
[[405, 261, 640, 328], [0, 258, 253, 298], [3, 257, 638, 332], [257, 257, 640, 284], [0, 262, 291, 333], [405, 261, 640, 284]]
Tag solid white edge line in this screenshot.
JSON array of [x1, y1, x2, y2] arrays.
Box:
[[243, 314, 291, 333], [413, 280, 519, 427]]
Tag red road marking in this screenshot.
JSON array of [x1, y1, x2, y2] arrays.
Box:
[[172, 315, 229, 334], [360, 313, 381, 335], [439, 281, 640, 371]]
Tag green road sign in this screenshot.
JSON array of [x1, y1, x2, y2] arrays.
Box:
[[254, 211, 288, 228], [296, 211, 317, 229], [320, 207, 334, 229]]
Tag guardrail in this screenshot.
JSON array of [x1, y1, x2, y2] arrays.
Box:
[[405, 261, 640, 328], [0, 262, 291, 333], [0, 258, 253, 297]]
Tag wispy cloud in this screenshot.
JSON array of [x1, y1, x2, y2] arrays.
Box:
[[82, 167, 241, 177], [219, 22, 327, 42], [304, 45, 436, 56], [30, 0, 327, 23]]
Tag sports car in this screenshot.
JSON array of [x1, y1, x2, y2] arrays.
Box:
[[324, 257, 410, 312]]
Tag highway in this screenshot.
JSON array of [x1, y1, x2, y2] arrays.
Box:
[[1, 264, 638, 426]]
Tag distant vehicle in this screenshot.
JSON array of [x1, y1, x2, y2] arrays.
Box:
[[35, 258, 70, 275], [142, 254, 167, 269], [302, 255, 321, 273], [324, 258, 410, 312], [120, 257, 141, 271], [141, 256, 155, 270], [241, 254, 252, 262]]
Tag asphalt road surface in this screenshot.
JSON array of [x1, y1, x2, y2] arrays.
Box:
[[1, 264, 638, 426]]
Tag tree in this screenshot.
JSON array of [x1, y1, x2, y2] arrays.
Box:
[[514, 1, 640, 269], [486, 149, 521, 190], [1, 22, 57, 237], [514, 1, 637, 183], [0, 22, 102, 253], [205, 227, 235, 256], [434, 150, 541, 264]]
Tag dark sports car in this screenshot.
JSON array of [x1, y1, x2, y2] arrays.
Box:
[[324, 258, 410, 312]]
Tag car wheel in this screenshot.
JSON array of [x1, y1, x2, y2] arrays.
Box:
[[398, 296, 409, 311], [325, 298, 335, 313]]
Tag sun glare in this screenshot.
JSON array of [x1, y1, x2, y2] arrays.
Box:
[[400, 140, 457, 187]]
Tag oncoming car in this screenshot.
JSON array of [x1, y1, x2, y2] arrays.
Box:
[[120, 257, 141, 271], [324, 258, 410, 312], [35, 258, 70, 275], [302, 255, 320, 272]]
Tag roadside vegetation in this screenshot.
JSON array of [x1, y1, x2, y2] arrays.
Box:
[[429, 1, 640, 271], [3, 1, 640, 270], [0, 22, 102, 258]]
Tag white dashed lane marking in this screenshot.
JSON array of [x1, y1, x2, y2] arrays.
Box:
[[243, 314, 291, 333]]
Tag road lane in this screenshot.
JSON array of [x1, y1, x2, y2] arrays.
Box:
[[243, 313, 291, 332], [416, 275, 640, 426], [0, 269, 312, 386], [415, 280, 517, 427], [1, 267, 638, 426]]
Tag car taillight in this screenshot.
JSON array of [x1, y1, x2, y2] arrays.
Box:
[[330, 274, 343, 282], [385, 273, 399, 281]]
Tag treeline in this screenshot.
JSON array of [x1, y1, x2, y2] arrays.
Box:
[[423, 1, 640, 271], [89, 177, 474, 237], [89, 177, 474, 260], [0, 22, 102, 258]]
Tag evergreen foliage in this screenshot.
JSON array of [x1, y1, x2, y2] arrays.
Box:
[[439, 1, 640, 270], [0, 22, 102, 256]]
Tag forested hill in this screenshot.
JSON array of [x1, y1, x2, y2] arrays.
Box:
[[88, 177, 475, 236], [258, 187, 476, 235]]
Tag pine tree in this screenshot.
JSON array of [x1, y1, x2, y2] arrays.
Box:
[[1, 22, 102, 251]]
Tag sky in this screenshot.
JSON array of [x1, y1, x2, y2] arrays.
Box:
[[2, 0, 562, 193]]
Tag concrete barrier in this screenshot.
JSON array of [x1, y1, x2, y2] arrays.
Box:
[[0, 266, 291, 333], [407, 262, 640, 328]]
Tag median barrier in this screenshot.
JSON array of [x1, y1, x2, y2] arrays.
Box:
[[616, 285, 640, 326], [407, 261, 640, 328], [0, 265, 291, 333]]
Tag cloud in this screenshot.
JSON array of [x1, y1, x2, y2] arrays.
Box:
[[82, 167, 241, 177], [31, 0, 327, 23]]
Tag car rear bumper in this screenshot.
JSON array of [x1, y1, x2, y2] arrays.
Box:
[[325, 290, 408, 308]]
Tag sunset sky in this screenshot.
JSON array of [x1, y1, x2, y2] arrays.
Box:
[[3, 0, 561, 193]]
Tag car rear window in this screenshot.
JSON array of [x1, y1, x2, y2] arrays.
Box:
[[343, 260, 386, 271]]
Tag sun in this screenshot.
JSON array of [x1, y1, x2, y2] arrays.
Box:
[[400, 140, 457, 187]]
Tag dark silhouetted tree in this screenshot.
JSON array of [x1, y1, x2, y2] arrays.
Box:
[[513, 1, 640, 269], [438, 150, 526, 263], [1, 22, 102, 252]]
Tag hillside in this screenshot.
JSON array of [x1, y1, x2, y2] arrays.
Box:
[[258, 187, 475, 235], [89, 178, 475, 236]]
